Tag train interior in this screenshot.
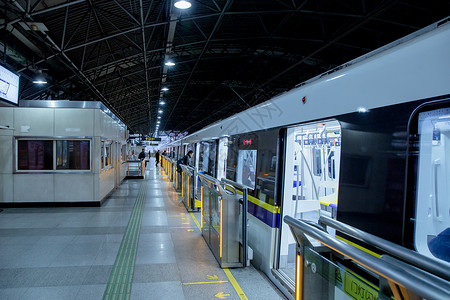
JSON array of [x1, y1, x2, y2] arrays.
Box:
[[414, 106, 450, 262], [278, 120, 341, 282]]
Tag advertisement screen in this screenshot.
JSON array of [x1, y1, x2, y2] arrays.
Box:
[[0, 65, 19, 105], [237, 150, 257, 189]]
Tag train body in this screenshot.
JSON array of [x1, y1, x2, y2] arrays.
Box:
[[162, 18, 450, 298]]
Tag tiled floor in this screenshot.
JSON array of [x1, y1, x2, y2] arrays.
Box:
[[0, 161, 287, 300]]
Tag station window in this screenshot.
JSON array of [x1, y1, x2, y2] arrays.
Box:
[[17, 139, 91, 171], [56, 140, 90, 170], [17, 140, 53, 170], [121, 144, 127, 162], [101, 141, 112, 169]]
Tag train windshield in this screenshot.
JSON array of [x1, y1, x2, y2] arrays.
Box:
[[414, 107, 450, 263], [277, 120, 342, 282]]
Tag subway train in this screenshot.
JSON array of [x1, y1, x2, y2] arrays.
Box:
[[162, 18, 450, 298]]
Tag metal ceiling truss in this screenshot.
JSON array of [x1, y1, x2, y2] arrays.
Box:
[[2, 0, 448, 134]]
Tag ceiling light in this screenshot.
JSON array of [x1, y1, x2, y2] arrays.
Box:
[[158, 110, 163, 113], [164, 61, 175, 66], [174, 0, 191, 9], [357, 107, 369, 113], [157, 116, 161, 119], [161, 87, 169, 92], [32, 70, 47, 84], [159, 101, 166, 105], [157, 121, 160, 124]]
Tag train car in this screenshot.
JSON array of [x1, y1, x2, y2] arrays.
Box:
[[161, 18, 450, 298]]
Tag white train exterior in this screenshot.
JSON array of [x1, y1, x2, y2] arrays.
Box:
[[162, 18, 450, 299]]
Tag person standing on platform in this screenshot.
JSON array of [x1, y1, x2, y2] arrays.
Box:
[[155, 150, 160, 167], [177, 150, 193, 172], [138, 149, 146, 160]]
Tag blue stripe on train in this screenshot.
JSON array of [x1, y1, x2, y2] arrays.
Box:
[[247, 200, 280, 228]]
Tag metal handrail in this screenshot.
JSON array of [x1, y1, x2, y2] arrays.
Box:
[[221, 178, 248, 267], [198, 172, 221, 185], [318, 215, 450, 280], [221, 178, 247, 190], [380, 255, 450, 293], [284, 215, 450, 300]]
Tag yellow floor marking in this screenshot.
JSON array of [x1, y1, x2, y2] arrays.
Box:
[[207, 275, 219, 279], [182, 281, 228, 285], [182, 222, 190, 225], [223, 268, 248, 300], [169, 226, 196, 229], [215, 292, 231, 298], [189, 212, 201, 230]]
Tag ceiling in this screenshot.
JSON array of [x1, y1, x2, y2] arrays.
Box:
[[1, 0, 449, 136]]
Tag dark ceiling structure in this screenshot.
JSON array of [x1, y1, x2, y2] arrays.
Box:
[[1, 0, 449, 136]]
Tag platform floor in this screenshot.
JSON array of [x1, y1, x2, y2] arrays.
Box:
[[0, 161, 286, 300]]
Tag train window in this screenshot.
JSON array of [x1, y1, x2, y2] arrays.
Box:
[[236, 150, 257, 190], [278, 120, 341, 283], [199, 141, 217, 177], [413, 106, 450, 262], [56, 140, 90, 170], [17, 140, 53, 170]]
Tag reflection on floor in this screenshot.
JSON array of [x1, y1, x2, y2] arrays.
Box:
[[0, 159, 286, 300]]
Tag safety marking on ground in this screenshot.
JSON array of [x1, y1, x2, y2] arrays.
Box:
[[182, 280, 229, 285], [207, 275, 219, 279], [169, 226, 196, 229], [189, 212, 247, 300], [102, 182, 147, 300], [189, 212, 201, 230], [223, 268, 248, 300], [215, 292, 231, 298]]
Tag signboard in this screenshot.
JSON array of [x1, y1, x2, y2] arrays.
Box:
[[145, 137, 161, 141], [344, 272, 378, 300], [0, 65, 19, 105]]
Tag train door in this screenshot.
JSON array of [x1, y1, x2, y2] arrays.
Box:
[[275, 120, 342, 285], [406, 102, 450, 263]]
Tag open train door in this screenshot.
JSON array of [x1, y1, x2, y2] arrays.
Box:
[[405, 99, 450, 264], [273, 120, 342, 293]]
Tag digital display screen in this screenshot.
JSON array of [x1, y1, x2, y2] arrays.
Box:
[[0, 65, 19, 105], [237, 150, 257, 189]]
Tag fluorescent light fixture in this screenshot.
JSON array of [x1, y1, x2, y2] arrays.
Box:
[[326, 74, 346, 82], [157, 116, 161, 119], [33, 80, 47, 84], [159, 101, 166, 105], [161, 87, 169, 92], [164, 61, 175, 66], [174, 0, 191, 9], [32, 70, 47, 84], [158, 110, 163, 113], [357, 107, 369, 113], [157, 121, 160, 124]]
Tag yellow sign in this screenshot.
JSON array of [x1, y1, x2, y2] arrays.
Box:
[[215, 292, 230, 298], [344, 273, 378, 300]]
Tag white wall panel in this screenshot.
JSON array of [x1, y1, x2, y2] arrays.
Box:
[[55, 174, 95, 202], [0, 136, 13, 173], [13, 174, 54, 202], [0, 108, 14, 135], [0, 174, 13, 202], [99, 168, 115, 200], [13, 108, 54, 136], [54, 108, 94, 136]]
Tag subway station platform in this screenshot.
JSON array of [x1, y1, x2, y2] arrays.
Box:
[[0, 159, 286, 300]]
